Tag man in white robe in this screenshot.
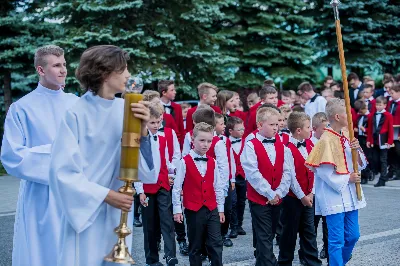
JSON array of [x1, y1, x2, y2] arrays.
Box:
[[1, 45, 79, 266]]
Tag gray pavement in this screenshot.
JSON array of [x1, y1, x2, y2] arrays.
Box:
[[0, 175, 400, 265]]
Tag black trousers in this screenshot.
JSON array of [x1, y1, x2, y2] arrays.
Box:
[[230, 175, 247, 228], [371, 146, 388, 179], [314, 215, 329, 261], [133, 193, 140, 219], [142, 188, 176, 264], [250, 201, 280, 266], [278, 196, 321, 266], [358, 136, 373, 180], [221, 182, 233, 237], [156, 190, 187, 243], [185, 207, 223, 266]]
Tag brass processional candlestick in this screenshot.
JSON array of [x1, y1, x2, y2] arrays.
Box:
[[330, 0, 362, 200], [104, 77, 144, 264]]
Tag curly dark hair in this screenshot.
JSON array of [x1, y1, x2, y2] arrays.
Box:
[[75, 45, 130, 94]]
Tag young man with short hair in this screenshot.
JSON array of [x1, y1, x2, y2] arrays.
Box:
[[1, 45, 79, 266]]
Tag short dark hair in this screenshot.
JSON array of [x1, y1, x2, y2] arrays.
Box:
[[263, 79, 275, 86], [383, 79, 394, 85], [376, 96, 388, 105], [363, 84, 373, 90], [354, 99, 367, 112], [292, 105, 305, 112], [281, 90, 291, 98], [324, 76, 333, 82], [334, 90, 344, 99], [297, 82, 314, 92], [330, 81, 340, 88], [214, 113, 224, 121], [259, 86, 277, 100], [391, 83, 400, 93], [193, 107, 216, 127], [257, 103, 280, 113], [347, 72, 359, 82], [287, 111, 310, 134], [158, 80, 174, 95], [394, 73, 400, 83], [226, 116, 244, 131], [76, 45, 129, 94]]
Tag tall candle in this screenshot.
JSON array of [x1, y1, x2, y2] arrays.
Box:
[[120, 92, 144, 182]]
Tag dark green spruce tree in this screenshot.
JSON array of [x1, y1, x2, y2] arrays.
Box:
[[213, 0, 317, 89], [43, 0, 235, 97]]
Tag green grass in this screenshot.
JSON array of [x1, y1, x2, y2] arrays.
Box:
[[0, 162, 7, 175]]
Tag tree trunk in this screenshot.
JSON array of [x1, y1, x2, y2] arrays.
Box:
[[3, 71, 12, 113], [327, 66, 333, 77]]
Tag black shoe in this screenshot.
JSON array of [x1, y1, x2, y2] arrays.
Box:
[[299, 257, 307, 266], [165, 256, 178, 265], [374, 179, 386, 187], [133, 217, 142, 227], [229, 228, 238, 238], [361, 179, 368, 185], [157, 241, 161, 251], [223, 237, 233, 247], [237, 226, 247, 235], [368, 171, 375, 181], [178, 241, 189, 256], [320, 246, 327, 259]]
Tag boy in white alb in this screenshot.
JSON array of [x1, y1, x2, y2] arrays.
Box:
[[306, 99, 367, 266]]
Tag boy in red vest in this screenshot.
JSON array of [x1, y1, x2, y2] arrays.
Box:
[[241, 107, 292, 265], [245, 85, 279, 137], [227, 116, 247, 238], [158, 80, 185, 145], [367, 96, 394, 187], [362, 84, 376, 113], [186, 83, 222, 133], [214, 113, 235, 247], [387, 84, 400, 181], [278, 112, 322, 266], [134, 105, 178, 266], [173, 122, 225, 266]]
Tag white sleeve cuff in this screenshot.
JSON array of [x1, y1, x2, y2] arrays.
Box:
[[218, 205, 224, 213], [173, 205, 182, 215]]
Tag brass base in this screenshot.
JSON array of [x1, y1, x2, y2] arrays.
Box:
[[104, 182, 137, 265], [104, 239, 135, 264]]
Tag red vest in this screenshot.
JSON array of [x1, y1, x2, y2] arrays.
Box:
[[225, 137, 233, 180], [286, 140, 314, 198], [247, 138, 284, 206], [233, 140, 245, 178], [163, 127, 174, 162], [182, 155, 217, 211], [143, 136, 171, 194], [387, 100, 400, 126], [280, 132, 290, 145], [206, 136, 222, 159]]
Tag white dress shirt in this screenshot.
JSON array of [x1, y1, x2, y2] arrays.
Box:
[[158, 126, 182, 168], [161, 100, 172, 114], [182, 131, 192, 157], [172, 150, 225, 214], [305, 94, 327, 123], [286, 137, 313, 199], [313, 137, 367, 216], [241, 133, 292, 201], [219, 135, 236, 182], [134, 131, 176, 194]]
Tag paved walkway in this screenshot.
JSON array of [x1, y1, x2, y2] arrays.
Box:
[[0, 175, 19, 216]]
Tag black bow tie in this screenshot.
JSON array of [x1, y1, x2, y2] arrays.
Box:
[[280, 128, 290, 134], [158, 127, 164, 132], [194, 157, 208, 162], [231, 139, 242, 144], [220, 136, 224, 140], [153, 135, 158, 141], [374, 112, 382, 116], [262, 139, 276, 144], [164, 105, 173, 110], [297, 141, 306, 148]]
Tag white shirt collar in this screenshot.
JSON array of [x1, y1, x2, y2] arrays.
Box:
[[160, 99, 171, 106], [289, 136, 305, 146], [366, 96, 374, 101], [189, 149, 207, 159], [256, 133, 275, 143], [376, 109, 386, 114]]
